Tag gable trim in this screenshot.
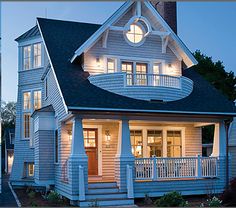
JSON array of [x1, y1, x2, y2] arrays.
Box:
[[37, 20, 69, 114], [71, 1, 134, 62]]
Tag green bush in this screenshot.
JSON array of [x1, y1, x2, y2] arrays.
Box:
[[155, 191, 188, 207], [206, 196, 222, 207], [28, 190, 36, 199], [31, 201, 38, 207], [47, 190, 62, 204]]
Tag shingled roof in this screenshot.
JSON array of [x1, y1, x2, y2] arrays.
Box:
[[37, 18, 236, 116], [15, 25, 40, 42]]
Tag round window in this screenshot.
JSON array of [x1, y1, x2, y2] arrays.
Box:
[[125, 23, 145, 45]]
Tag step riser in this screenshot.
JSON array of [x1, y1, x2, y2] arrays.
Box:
[[88, 188, 119, 194], [88, 182, 117, 189], [79, 199, 134, 207], [86, 193, 127, 200]]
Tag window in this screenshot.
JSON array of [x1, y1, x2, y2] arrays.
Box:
[[23, 43, 42, 70], [126, 24, 144, 44], [24, 113, 31, 139], [136, 63, 147, 85], [131, 130, 143, 158], [55, 130, 58, 163], [107, 58, 116, 73], [23, 46, 31, 70], [153, 63, 161, 86], [122, 62, 133, 85], [34, 91, 41, 110], [9, 133, 15, 145], [23, 92, 31, 110], [147, 130, 163, 157], [167, 131, 182, 157], [28, 163, 34, 177], [83, 129, 97, 148], [33, 43, 42, 68]]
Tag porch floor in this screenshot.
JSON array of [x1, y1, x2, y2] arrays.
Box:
[[88, 176, 115, 183]]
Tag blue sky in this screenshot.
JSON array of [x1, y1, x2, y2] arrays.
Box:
[[2, 1, 236, 102]]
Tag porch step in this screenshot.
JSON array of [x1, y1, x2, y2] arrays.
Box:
[[88, 187, 119, 194], [79, 198, 134, 207], [88, 182, 117, 189], [86, 192, 127, 200]]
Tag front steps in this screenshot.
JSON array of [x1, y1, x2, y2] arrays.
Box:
[[78, 182, 134, 207]]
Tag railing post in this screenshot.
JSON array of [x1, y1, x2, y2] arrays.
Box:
[[196, 154, 202, 178], [152, 156, 158, 180], [79, 166, 85, 201], [126, 165, 134, 198]]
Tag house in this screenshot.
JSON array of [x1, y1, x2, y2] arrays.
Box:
[[4, 129, 15, 174], [10, 1, 236, 206]]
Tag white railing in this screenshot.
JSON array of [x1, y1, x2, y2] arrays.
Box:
[[61, 159, 69, 183], [135, 156, 218, 180], [126, 73, 181, 88]]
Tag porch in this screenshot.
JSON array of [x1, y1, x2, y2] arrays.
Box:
[[59, 114, 227, 203]]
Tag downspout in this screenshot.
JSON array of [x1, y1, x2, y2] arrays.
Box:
[[224, 118, 233, 191]]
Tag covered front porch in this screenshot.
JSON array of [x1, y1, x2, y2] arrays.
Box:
[[58, 111, 228, 203]]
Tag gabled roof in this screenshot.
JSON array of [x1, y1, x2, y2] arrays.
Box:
[[15, 25, 40, 42], [70, 0, 197, 67], [37, 17, 236, 116]]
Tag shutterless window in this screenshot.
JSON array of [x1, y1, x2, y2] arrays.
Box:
[[23, 92, 31, 110], [24, 113, 31, 138], [136, 63, 148, 85], [107, 58, 116, 73], [122, 62, 133, 85], [147, 130, 163, 157], [130, 130, 143, 158], [23, 46, 31, 70], [28, 163, 34, 177], [55, 130, 58, 163], [126, 24, 144, 44], [153, 63, 161, 86], [34, 90, 41, 110], [33, 43, 42, 68], [167, 131, 182, 157]]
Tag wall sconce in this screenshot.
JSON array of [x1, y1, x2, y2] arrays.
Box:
[[105, 130, 111, 143], [96, 57, 101, 67], [68, 130, 72, 141]]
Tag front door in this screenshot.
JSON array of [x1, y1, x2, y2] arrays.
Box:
[[83, 129, 98, 175]]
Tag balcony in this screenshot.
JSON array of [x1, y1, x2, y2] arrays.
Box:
[[89, 72, 193, 102]]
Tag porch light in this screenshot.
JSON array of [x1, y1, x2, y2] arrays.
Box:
[[68, 130, 72, 141], [96, 57, 101, 67], [105, 130, 111, 142]]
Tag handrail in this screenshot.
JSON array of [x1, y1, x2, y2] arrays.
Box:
[[135, 156, 218, 180]]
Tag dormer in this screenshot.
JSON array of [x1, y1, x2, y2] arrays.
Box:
[[70, 0, 197, 102]]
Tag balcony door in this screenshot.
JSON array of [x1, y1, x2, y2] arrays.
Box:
[[83, 129, 98, 175], [136, 63, 148, 85], [122, 62, 133, 85]]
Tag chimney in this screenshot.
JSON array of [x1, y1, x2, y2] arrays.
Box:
[[150, 1, 177, 34]]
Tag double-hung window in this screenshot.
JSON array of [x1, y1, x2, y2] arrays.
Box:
[[147, 130, 163, 157], [136, 63, 147, 85], [23, 43, 42, 70], [107, 58, 116, 73], [167, 131, 182, 157], [131, 130, 143, 158], [122, 62, 133, 85], [34, 90, 42, 110]]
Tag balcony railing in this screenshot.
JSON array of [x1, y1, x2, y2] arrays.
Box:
[[126, 73, 181, 88], [135, 156, 218, 180]]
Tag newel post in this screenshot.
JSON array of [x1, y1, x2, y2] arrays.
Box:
[[196, 154, 202, 178], [152, 156, 158, 180]]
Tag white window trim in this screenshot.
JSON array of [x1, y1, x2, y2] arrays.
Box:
[[20, 42, 44, 71], [21, 88, 42, 142], [130, 126, 185, 158], [105, 57, 118, 73]]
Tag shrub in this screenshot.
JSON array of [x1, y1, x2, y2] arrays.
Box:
[[206, 196, 222, 207], [221, 177, 236, 206], [26, 186, 34, 194], [28, 190, 36, 199], [47, 190, 62, 204], [31, 201, 38, 207], [155, 191, 188, 207]]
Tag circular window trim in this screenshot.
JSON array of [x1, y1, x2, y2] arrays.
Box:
[[124, 22, 146, 47]]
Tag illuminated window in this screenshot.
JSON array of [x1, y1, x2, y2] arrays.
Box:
[[23, 92, 31, 110], [167, 131, 182, 157], [24, 113, 31, 139], [131, 130, 143, 158], [34, 90, 41, 110], [136, 63, 147, 85], [153, 63, 161, 86], [33, 43, 42, 68], [83, 129, 97, 148], [147, 130, 163, 157], [28, 163, 34, 177], [126, 24, 144, 44], [23, 46, 31, 70], [107, 58, 116, 73], [122, 62, 133, 85]]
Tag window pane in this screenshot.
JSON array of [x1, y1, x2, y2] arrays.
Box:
[[23, 92, 31, 110], [126, 24, 144, 44], [24, 113, 31, 138], [167, 131, 182, 157], [23, 46, 31, 70], [34, 90, 41, 110], [107, 59, 115, 73], [130, 130, 143, 158], [147, 130, 163, 157], [33, 43, 42, 68], [28, 163, 34, 177]]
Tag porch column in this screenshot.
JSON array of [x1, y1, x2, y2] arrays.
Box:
[[115, 119, 135, 192], [212, 122, 226, 157], [68, 117, 88, 203]]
